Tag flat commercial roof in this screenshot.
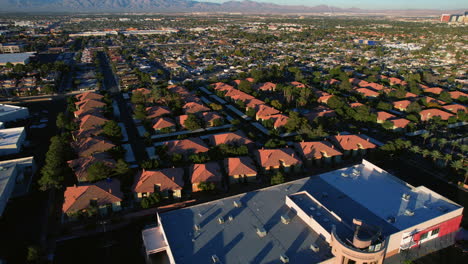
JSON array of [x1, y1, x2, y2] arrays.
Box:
[[320, 160, 461, 231], [0, 52, 34, 64], [0, 127, 25, 147], [0, 166, 16, 216], [158, 160, 461, 264]]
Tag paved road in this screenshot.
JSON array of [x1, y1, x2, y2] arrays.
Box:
[[97, 51, 148, 162]]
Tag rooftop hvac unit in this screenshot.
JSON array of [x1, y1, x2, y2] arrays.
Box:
[[194, 224, 201, 231], [310, 244, 320, 252], [218, 217, 224, 224], [281, 215, 291, 224], [402, 193, 411, 201], [233, 200, 242, 208], [387, 216, 396, 223], [404, 209, 415, 216], [280, 254, 289, 263], [257, 227, 267, 238], [228, 215, 233, 221], [211, 255, 220, 263]]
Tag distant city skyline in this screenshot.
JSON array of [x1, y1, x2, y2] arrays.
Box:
[[203, 0, 467, 10]]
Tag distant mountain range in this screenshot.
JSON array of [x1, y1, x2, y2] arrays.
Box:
[[0, 0, 464, 15]]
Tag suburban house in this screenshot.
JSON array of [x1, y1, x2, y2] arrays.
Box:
[[256, 148, 302, 172], [152, 117, 176, 133], [72, 137, 116, 157], [393, 100, 411, 111], [256, 105, 280, 120], [62, 179, 123, 218], [255, 82, 276, 92], [67, 153, 116, 182], [225, 156, 258, 184], [294, 141, 343, 166], [146, 106, 171, 119], [182, 102, 210, 114], [449, 91, 468, 100], [163, 137, 209, 157], [442, 104, 467, 114], [75, 91, 104, 102], [206, 130, 253, 147], [389, 118, 411, 131], [376, 111, 396, 123], [419, 109, 454, 121], [132, 168, 185, 199], [202, 111, 224, 127], [78, 114, 109, 131], [330, 134, 377, 156], [190, 162, 223, 192]]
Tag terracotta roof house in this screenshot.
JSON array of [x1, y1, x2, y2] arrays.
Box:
[[393, 100, 411, 111], [146, 106, 171, 119], [75, 98, 106, 110], [225, 156, 257, 184], [182, 102, 210, 114], [75, 91, 104, 101], [73, 126, 104, 140], [421, 96, 444, 105], [304, 106, 336, 121], [212, 82, 235, 92], [324, 79, 341, 86], [389, 118, 411, 130], [290, 81, 306, 88], [419, 109, 454, 121], [74, 100, 106, 118], [163, 137, 209, 156], [388, 77, 407, 86], [67, 153, 116, 182], [133, 87, 152, 96], [330, 134, 377, 156], [132, 168, 185, 199], [256, 105, 280, 120], [365, 82, 385, 91], [442, 104, 467, 114], [73, 137, 116, 157], [294, 141, 343, 166], [226, 89, 255, 102], [423, 87, 444, 95], [62, 179, 123, 217], [449, 91, 468, 100], [255, 82, 276, 92], [152, 117, 176, 133], [350, 102, 364, 108], [349, 78, 367, 86], [376, 111, 396, 123], [245, 98, 265, 110], [175, 115, 189, 130], [79, 114, 109, 131], [355, 88, 380, 98], [167, 85, 191, 97], [202, 111, 224, 127], [245, 78, 255, 83], [190, 162, 223, 192], [271, 114, 289, 129], [207, 131, 253, 147], [404, 92, 418, 98], [256, 148, 302, 172]]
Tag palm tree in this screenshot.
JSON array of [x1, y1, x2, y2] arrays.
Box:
[[422, 149, 431, 158], [438, 138, 447, 150], [421, 133, 430, 145], [450, 141, 460, 154], [443, 154, 453, 167], [430, 138, 437, 148], [410, 146, 421, 154], [431, 150, 442, 162], [451, 160, 463, 172]]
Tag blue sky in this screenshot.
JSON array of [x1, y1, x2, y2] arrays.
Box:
[[202, 0, 467, 10]]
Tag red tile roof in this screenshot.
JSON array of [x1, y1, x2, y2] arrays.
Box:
[[421, 96, 444, 105], [207, 131, 252, 146], [271, 114, 289, 128], [256, 105, 280, 120], [176, 115, 189, 129], [225, 156, 257, 176], [355, 88, 379, 97], [132, 168, 184, 193], [164, 137, 209, 155], [331, 135, 377, 151], [75, 91, 104, 101], [389, 118, 411, 129], [256, 148, 302, 168], [245, 98, 265, 110], [294, 141, 342, 160], [133, 87, 152, 95], [146, 106, 171, 119], [73, 137, 116, 157], [68, 153, 116, 182], [255, 82, 276, 91], [442, 104, 467, 113], [423, 87, 444, 95], [183, 102, 210, 114], [420, 108, 454, 121], [212, 82, 235, 92], [376, 111, 396, 122], [202, 111, 223, 125], [79, 114, 109, 131], [153, 117, 176, 130], [393, 100, 411, 111], [190, 162, 222, 184], [62, 179, 123, 213], [449, 91, 468, 99], [350, 102, 364, 108]]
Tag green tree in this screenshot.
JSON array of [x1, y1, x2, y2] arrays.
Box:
[[184, 114, 203, 130], [26, 245, 40, 263], [134, 104, 147, 120], [87, 162, 113, 182], [271, 172, 285, 185], [407, 101, 422, 113], [410, 146, 421, 154], [238, 80, 253, 94], [431, 150, 442, 162], [140, 159, 159, 170], [38, 135, 74, 191], [102, 120, 122, 141], [198, 181, 216, 192], [114, 159, 130, 176], [141, 192, 161, 209], [56, 112, 67, 130], [131, 91, 146, 105], [439, 91, 452, 103]]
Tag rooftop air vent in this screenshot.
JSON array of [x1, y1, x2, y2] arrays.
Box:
[[228, 215, 233, 221], [387, 216, 396, 223], [402, 193, 411, 201], [310, 244, 320, 252], [257, 227, 267, 238], [233, 200, 242, 208], [280, 254, 289, 263], [404, 209, 415, 216], [194, 224, 201, 231], [309, 207, 315, 211], [281, 214, 291, 224], [218, 217, 224, 224], [437, 206, 448, 213], [211, 255, 220, 263]]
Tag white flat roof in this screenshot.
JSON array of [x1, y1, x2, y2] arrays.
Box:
[[0, 53, 34, 64], [0, 127, 25, 147], [0, 104, 28, 116], [320, 160, 461, 231], [142, 226, 168, 255], [0, 165, 16, 216]]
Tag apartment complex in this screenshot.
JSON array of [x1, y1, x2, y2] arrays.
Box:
[[142, 160, 463, 264]]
